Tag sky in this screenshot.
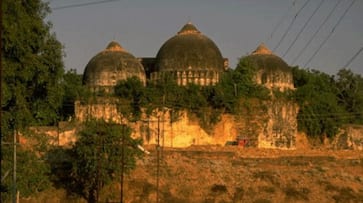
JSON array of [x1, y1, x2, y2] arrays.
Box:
[[47, 0, 363, 76]]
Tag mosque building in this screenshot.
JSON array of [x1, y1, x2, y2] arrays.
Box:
[[76, 21, 297, 149], [82, 22, 294, 93], [82, 22, 229, 90]]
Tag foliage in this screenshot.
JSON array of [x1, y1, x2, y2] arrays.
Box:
[[115, 77, 146, 121], [113, 58, 269, 131], [61, 69, 89, 120], [1, 0, 64, 200], [68, 120, 143, 202], [2, 0, 64, 130], [292, 67, 345, 138], [334, 69, 363, 124], [1, 133, 52, 201], [234, 56, 270, 99], [293, 67, 363, 138]]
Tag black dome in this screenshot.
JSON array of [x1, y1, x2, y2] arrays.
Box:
[[83, 41, 146, 88], [155, 22, 224, 72]]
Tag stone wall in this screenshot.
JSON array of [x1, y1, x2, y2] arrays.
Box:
[[258, 100, 298, 149], [74, 98, 299, 149], [31, 100, 362, 150], [332, 125, 363, 150]]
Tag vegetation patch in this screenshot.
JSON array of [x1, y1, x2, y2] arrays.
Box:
[[284, 186, 310, 201], [258, 185, 276, 194], [232, 187, 244, 202], [253, 171, 279, 186], [332, 187, 363, 202], [211, 184, 228, 194]]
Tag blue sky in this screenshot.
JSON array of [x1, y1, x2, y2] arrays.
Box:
[[48, 0, 363, 76]]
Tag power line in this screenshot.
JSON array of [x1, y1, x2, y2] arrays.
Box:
[[282, 0, 325, 58], [303, 0, 356, 68], [52, 0, 119, 10], [292, 0, 341, 65], [266, 0, 297, 45], [273, 0, 311, 52], [342, 46, 363, 69]]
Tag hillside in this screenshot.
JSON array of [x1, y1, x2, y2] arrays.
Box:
[[121, 147, 363, 203], [19, 146, 363, 203]]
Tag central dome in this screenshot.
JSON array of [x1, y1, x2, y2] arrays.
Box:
[[155, 22, 224, 73]]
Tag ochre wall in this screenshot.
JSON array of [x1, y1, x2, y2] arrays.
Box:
[[74, 99, 299, 149]]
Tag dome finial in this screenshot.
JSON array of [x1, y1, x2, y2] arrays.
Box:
[[178, 21, 201, 35], [105, 41, 125, 52], [252, 43, 273, 55]]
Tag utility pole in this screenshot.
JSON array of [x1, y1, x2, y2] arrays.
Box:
[[170, 111, 173, 148], [161, 94, 165, 158], [12, 130, 17, 203], [120, 125, 125, 203], [0, 0, 3, 200], [96, 134, 101, 203], [156, 116, 160, 203]]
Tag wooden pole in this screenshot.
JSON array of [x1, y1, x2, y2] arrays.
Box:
[[156, 117, 160, 203], [120, 125, 125, 203], [12, 130, 17, 203]]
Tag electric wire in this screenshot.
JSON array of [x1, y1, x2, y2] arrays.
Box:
[[292, 0, 341, 65], [266, 0, 297, 45], [303, 0, 357, 68], [70, 100, 363, 119], [273, 0, 311, 52], [342, 46, 363, 69], [282, 0, 325, 58], [52, 0, 119, 10]]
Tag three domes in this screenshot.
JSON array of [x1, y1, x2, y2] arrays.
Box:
[[82, 23, 292, 91]]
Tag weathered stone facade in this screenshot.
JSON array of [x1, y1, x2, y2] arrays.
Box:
[[332, 125, 363, 150], [258, 100, 298, 149], [75, 100, 298, 149]]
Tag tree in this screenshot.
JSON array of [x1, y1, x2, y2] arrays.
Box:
[[292, 67, 345, 138], [115, 77, 146, 121], [335, 69, 363, 124], [69, 120, 142, 202], [234, 56, 269, 99], [1, 1, 64, 200], [2, 1, 64, 130], [61, 69, 88, 120]]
